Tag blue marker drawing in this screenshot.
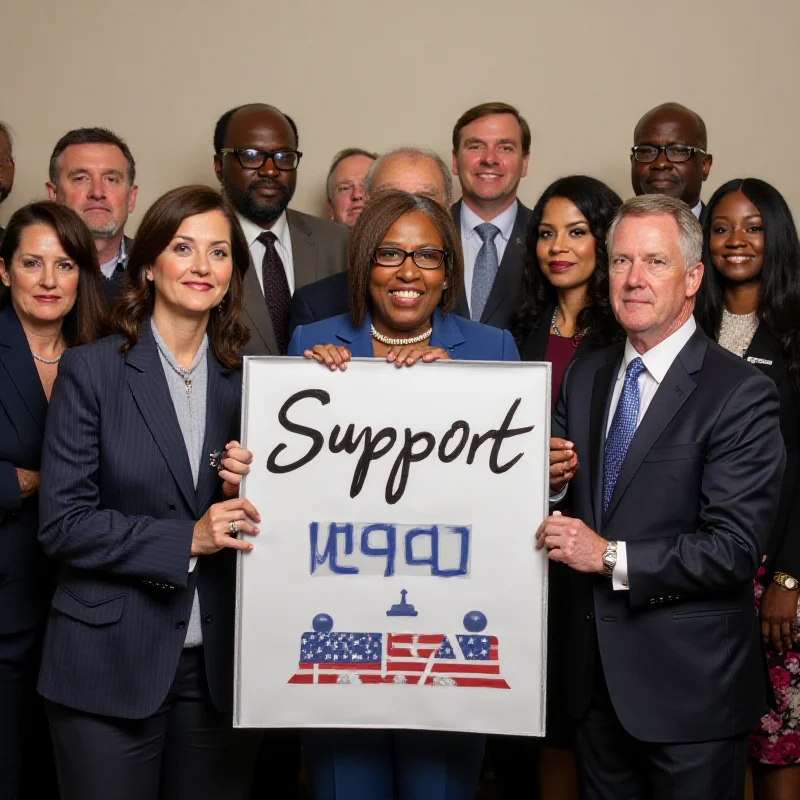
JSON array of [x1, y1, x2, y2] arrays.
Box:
[[386, 589, 418, 617]]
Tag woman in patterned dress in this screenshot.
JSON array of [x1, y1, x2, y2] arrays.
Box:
[[696, 178, 800, 800]]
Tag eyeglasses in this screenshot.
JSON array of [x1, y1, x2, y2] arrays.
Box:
[[631, 145, 707, 164], [373, 247, 447, 270], [334, 182, 364, 196], [219, 148, 303, 171], [609, 256, 675, 277]]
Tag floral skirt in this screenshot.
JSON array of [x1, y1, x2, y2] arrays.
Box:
[[749, 560, 800, 765]]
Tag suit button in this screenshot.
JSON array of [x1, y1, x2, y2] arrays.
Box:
[[175, 621, 186, 630], [586, 612, 594, 621], [203, 615, 213, 624]]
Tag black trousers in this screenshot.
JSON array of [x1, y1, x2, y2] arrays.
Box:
[[575, 658, 748, 800], [46, 648, 262, 800], [0, 627, 58, 800]]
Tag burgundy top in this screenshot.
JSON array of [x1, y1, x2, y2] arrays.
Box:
[[545, 334, 582, 408]]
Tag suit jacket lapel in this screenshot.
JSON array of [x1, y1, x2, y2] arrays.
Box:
[[196, 356, 240, 513], [603, 333, 705, 522], [589, 350, 621, 531], [242, 259, 280, 355], [744, 323, 783, 382], [125, 323, 199, 516], [479, 202, 528, 324], [332, 313, 373, 356], [450, 202, 471, 319], [287, 210, 318, 287], [0, 305, 48, 433]]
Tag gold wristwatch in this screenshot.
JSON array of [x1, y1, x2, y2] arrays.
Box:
[[602, 541, 618, 578], [773, 572, 799, 591]]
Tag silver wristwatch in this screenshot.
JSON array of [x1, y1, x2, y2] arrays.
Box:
[[602, 540, 618, 578]]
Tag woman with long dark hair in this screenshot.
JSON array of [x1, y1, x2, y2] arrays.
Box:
[[696, 178, 800, 800], [496, 176, 623, 800], [37, 185, 263, 800], [0, 201, 109, 799]]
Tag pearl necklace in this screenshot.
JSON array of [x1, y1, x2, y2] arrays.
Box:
[[370, 325, 432, 347], [32, 351, 62, 364]]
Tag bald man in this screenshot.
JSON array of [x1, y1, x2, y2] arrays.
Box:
[[630, 102, 713, 219]]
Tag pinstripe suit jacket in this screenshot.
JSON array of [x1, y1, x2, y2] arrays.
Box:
[[37, 321, 242, 719]]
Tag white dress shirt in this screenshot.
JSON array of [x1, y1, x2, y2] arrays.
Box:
[[460, 200, 518, 314], [608, 316, 697, 590], [691, 200, 702, 219], [236, 210, 296, 295], [99, 236, 127, 280]]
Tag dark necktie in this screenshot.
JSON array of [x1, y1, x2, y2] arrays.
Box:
[[602, 357, 646, 514], [258, 231, 291, 354]]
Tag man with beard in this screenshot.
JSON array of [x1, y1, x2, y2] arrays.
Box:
[[46, 127, 138, 307], [213, 103, 349, 355], [630, 102, 713, 220], [0, 123, 14, 236]]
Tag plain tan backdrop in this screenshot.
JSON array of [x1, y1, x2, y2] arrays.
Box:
[[1, 0, 799, 232]]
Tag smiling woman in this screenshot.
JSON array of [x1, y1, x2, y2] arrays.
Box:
[[286, 190, 519, 800]]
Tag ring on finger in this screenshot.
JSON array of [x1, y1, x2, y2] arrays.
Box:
[[229, 520, 239, 534]]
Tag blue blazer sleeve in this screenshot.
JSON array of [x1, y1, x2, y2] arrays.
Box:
[[287, 325, 305, 357], [501, 329, 520, 362], [38, 348, 194, 588]]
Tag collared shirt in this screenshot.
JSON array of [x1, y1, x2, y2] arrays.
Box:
[[460, 200, 518, 314], [609, 316, 697, 590], [691, 200, 702, 220], [99, 236, 127, 281], [237, 211, 295, 295]]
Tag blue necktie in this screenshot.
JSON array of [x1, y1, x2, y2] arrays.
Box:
[[471, 223, 500, 321], [603, 357, 646, 514]]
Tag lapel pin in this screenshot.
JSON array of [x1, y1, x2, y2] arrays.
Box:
[[516, 237, 523, 246], [209, 449, 223, 468]]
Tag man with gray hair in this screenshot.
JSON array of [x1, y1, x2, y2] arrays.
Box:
[[0, 122, 15, 235], [325, 148, 377, 227], [290, 146, 453, 331], [537, 194, 784, 798]]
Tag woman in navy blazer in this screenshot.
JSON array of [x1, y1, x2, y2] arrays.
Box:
[[696, 178, 800, 800], [38, 187, 262, 800], [289, 191, 518, 800], [0, 202, 109, 799]]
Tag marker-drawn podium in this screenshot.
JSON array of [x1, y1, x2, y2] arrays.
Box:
[[288, 591, 510, 689]]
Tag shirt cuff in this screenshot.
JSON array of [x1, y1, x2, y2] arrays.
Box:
[[189, 556, 198, 573], [612, 541, 629, 591], [549, 486, 568, 505]]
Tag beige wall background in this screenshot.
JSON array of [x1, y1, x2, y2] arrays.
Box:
[[2, 0, 799, 231]]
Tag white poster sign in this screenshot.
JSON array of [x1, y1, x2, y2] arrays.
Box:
[[235, 357, 550, 736]]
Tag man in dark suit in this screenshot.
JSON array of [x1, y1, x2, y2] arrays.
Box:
[[451, 102, 531, 329], [214, 103, 349, 355], [537, 194, 784, 798], [289, 146, 452, 334], [0, 122, 15, 238], [46, 127, 137, 307], [630, 102, 712, 221]]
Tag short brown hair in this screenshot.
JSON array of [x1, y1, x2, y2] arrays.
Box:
[[452, 102, 531, 154], [113, 186, 250, 370], [348, 190, 462, 327], [0, 201, 111, 345], [326, 148, 377, 201], [49, 127, 136, 184]]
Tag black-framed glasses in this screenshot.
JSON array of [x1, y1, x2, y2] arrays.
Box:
[[373, 246, 447, 270], [631, 145, 707, 164], [219, 148, 303, 171]]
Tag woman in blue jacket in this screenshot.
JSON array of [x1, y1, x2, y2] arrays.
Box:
[[289, 190, 518, 800]]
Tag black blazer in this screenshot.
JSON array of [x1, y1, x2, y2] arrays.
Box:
[[519, 304, 595, 363], [0, 305, 53, 633], [553, 328, 785, 743], [451, 199, 531, 330], [743, 324, 800, 577], [37, 323, 241, 719]]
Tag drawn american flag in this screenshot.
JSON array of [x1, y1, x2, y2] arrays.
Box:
[[288, 631, 510, 689]]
